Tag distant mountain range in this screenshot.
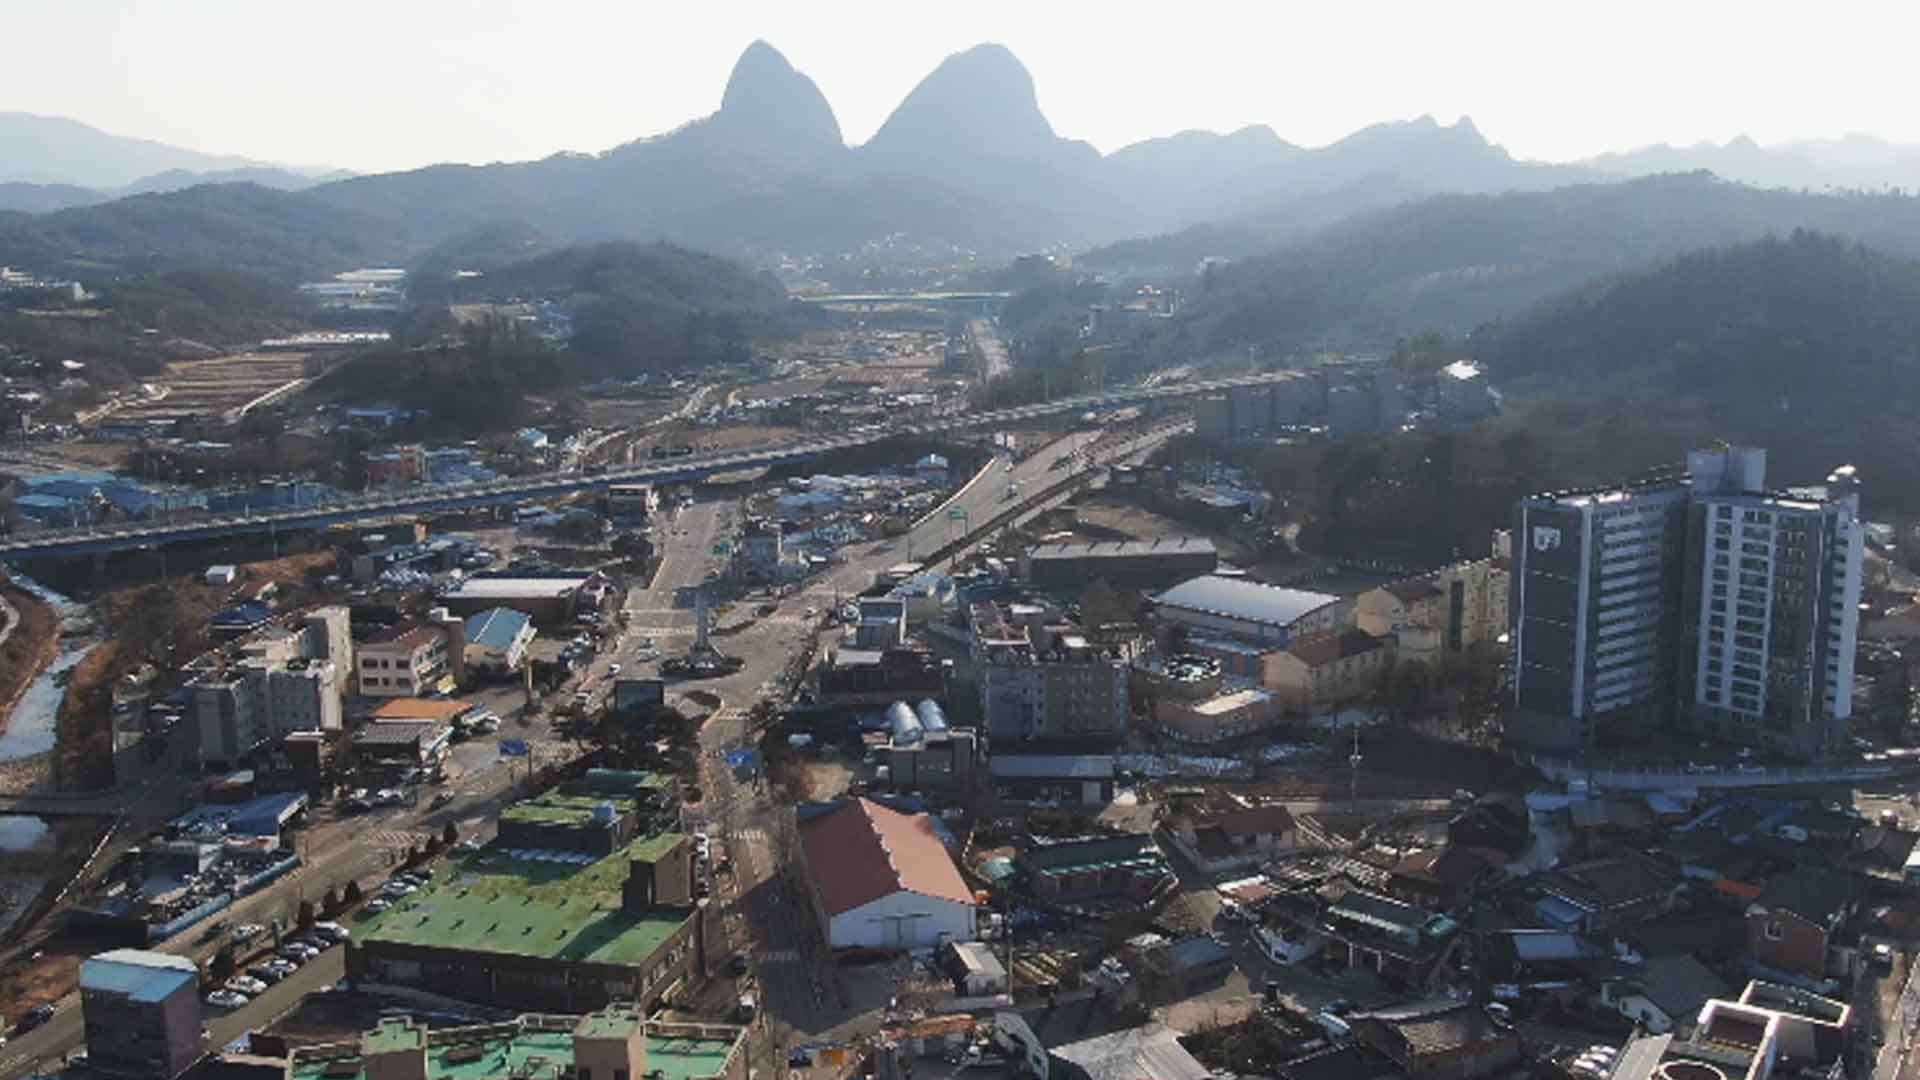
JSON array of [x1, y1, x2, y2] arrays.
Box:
[[0, 112, 349, 212], [9, 42, 1920, 271]]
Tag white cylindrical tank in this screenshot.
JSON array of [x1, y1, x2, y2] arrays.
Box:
[[916, 699, 949, 734]]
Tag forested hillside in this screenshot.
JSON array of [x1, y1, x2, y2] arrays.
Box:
[[1473, 229, 1920, 506], [1174, 173, 1920, 353]]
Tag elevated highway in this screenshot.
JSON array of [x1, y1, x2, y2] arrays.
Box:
[[0, 369, 1295, 560]]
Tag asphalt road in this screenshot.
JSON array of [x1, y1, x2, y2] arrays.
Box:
[[0, 423, 1174, 1077], [0, 945, 343, 1078]]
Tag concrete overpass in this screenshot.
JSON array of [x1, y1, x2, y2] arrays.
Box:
[[790, 291, 1012, 312], [0, 369, 1292, 561]]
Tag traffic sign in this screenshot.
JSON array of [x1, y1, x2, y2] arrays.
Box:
[[948, 508, 967, 521]]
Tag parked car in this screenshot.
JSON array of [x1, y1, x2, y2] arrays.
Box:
[[248, 965, 286, 985], [197, 919, 230, 944], [224, 976, 268, 996], [232, 923, 264, 943], [313, 922, 351, 943], [364, 899, 390, 914], [204, 990, 249, 1010], [278, 944, 317, 962], [729, 951, 750, 976]]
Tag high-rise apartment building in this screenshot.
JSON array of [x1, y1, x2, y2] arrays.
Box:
[[1677, 449, 1862, 759], [1509, 473, 1691, 752], [1507, 446, 1863, 760]]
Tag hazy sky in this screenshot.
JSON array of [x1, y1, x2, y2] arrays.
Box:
[[11, 0, 1920, 173]]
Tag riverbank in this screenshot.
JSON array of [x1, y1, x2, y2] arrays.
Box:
[[0, 575, 60, 741], [53, 640, 120, 792]]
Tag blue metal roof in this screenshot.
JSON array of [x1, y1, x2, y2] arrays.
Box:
[[465, 606, 533, 650], [79, 949, 198, 1002]]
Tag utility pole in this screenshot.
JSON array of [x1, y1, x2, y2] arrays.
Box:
[[1348, 726, 1363, 819]]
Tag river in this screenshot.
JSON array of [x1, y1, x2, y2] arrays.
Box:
[[0, 572, 98, 765]]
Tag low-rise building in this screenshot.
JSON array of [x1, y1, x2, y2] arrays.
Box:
[[1152, 685, 1282, 744], [1023, 537, 1219, 593], [358, 624, 452, 697], [970, 602, 1129, 742], [1164, 795, 1298, 874], [1017, 832, 1172, 905], [797, 798, 975, 951], [989, 754, 1116, 806], [1048, 1024, 1210, 1080], [287, 1008, 747, 1080], [1264, 629, 1390, 713], [1534, 853, 1679, 933], [1606, 980, 1851, 1080], [1746, 868, 1854, 981], [1346, 1000, 1521, 1080], [441, 572, 592, 626], [351, 832, 714, 1013], [464, 606, 536, 675], [1153, 575, 1346, 647], [1387, 847, 1505, 911], [79, 949, 204, 1080], [1355, 559, 1509, 667], [494, 770, 675, 857], [1319, 888, 1460, 985], [817, 647, 945, 708]]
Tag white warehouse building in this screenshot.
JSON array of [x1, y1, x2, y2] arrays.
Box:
[[798, 798, 975, 951]]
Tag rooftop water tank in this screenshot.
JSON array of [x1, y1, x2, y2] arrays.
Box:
[[888, 701, 923, 746], [916, 699, 949, 734]]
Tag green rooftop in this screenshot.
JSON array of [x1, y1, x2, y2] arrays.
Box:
[[499, 792, 637, 827], [628, 832, 688, 863], [360, 837, 693, 965], [290, 1022, 741, 1080]]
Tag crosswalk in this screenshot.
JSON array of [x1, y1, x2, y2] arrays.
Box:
[[368, 829, 436, 852]]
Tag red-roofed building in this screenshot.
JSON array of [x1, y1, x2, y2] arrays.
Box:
[[1264, 629, 1390, 713], [797, 798, 976, 951]]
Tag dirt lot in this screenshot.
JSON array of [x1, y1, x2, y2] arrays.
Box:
[[1258, 729, 1537, 798], [109, 350, 315, 426]]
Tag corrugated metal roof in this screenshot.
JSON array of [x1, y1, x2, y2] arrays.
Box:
[[465, 606, 533, 650], [799, 798, 971, 918], [1028, 537, 1216, 561], [80, 949, 198, 1002], [1153, 575, 1338, 628]]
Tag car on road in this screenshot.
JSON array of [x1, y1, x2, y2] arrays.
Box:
[[430, 791, 455, 808], [729, 951, 750, 976], [204, 990, 249, 1010], [14, 1003, 55, 1034], [225, 976, 268, 996], [1873, 942, 1896, 967]]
